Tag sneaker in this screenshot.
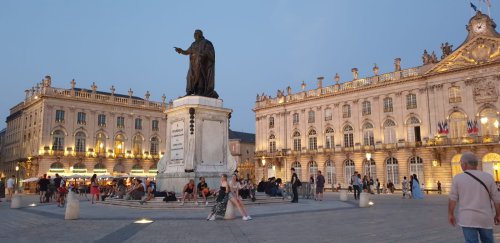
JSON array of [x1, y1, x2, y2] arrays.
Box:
[[205, 201, 209, 206], [180, 202, 184, 206], [242, 216, 249, 221], [208, 215, 216, 221], [246, 216, 253, 220], [195, 201, 199, 206]]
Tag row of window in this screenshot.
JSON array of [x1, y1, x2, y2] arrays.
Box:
[[269, 117, 421, 152], [52, 130, 160, 155], [269, 94, 418, 128], [282, 156, 424, 186], [55, 110, 159, 131]]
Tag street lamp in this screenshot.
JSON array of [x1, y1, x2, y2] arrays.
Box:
[[15, 165, 19, 193], [495, 164, 499, 182], [261, 156, 266, 166], [365, 153, 372, 161]]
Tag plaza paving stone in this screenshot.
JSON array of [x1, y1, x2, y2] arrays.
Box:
[[0, 192, 499, 242]]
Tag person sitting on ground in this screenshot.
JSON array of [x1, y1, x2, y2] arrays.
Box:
[[115, 179, 126, 199], [257, 178, 266, 192], [126, 179, 145, 200], [274, 178, 284, 197], [140, 180, 156, 204], [181, 179, 198, 206], [197, 177, 211, 206]]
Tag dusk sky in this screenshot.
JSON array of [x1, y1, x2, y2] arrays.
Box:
[[1, 1, 498, 133]]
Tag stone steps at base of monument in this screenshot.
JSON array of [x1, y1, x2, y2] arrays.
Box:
[[96, 195, 286, 209]]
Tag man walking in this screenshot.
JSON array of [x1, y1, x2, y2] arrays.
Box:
[[7, 175, 15, 202], [38, 174, 50, 203], [448, 152, 500, 242], [291, 168, 299, 203]]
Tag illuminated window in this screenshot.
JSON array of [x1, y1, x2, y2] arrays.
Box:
[[343, 125, 354, 147]]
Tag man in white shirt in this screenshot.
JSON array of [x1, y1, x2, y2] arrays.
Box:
[[6, 175, 15, 202], [449, 152, 500, 242]]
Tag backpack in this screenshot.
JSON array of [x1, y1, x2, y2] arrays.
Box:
[[295, 178, 302, 187]]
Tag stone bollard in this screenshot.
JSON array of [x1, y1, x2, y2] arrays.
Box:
[[65, 191, 80, 220], [359, 192, 369, 208], [10, 193, 21, 209], [224, 201, 235, 220], [339, 189, 348, 201]]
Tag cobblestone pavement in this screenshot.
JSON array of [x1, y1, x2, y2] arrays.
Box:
[[1, 193, 499, 242]]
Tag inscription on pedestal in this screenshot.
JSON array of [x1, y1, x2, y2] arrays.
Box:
[[170, 121, 185, 164]]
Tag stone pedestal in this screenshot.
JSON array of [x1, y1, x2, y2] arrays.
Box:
[[359, 192, 369, 207], [65, 191, 80, 220], [10, 194, 21, 209], [157, 96, 236, 194], [339, 189, 348, 201]]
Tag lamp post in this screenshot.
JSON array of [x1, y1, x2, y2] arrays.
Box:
[[15, 164, 19, 193], [481, 117, 489, 136], [495, 164, 499, 182]]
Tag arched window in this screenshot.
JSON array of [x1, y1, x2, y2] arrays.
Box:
[[308, 110, 315, 123], [325, 160, 336, 185], [325, 127, 334, 149], [49, 162, 64, 173], [73, 162, 87, 173], [269, 117, 274, 128], [131, 164, 144, 174], [384, 119, 396, 144], [363, 158, 376, 179], [114, 134, 125, 155], [308, 130, 317, 150], [269, 134, 276, 153], [362, 123, 374, 146], [132, 135, 143, 156], [292, 161, 302, 180], [480, 108, 499, 136], [343, 125, 354, 147], [75, 132, 86, 153], [406, 117, 421, 143], [386, 157, 399, 185], [342, 104, 351, 118], [384, 97, 393, 112], [293, 131, 301, 151], [94, 163, 107, 173], [362, 101, 371, 116], [344, 160, 355, 184], [149, 162, 158, 173], [308, 161, 318, 179], [95, 133, 106, 155], [409, 156, 424, 183], [52, 130, 65, 151], [449, 111, 467, 138], [267, 163, 276, 178], [150, 137, 159, 155]]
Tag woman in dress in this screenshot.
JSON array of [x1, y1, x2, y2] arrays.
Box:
[[411, 174, 424, 199], [90, 174, 100, 204], [207, 174, 252, 221], [229, 174, 251, 220]]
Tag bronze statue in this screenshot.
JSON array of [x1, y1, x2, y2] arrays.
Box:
[[175, 30, 219, 98]]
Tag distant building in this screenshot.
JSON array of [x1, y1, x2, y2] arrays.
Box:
[[254, 12, 500, 191], [229, 130, 256, 181], [1, 76, 167, 182], [0, 128, 6, 178]]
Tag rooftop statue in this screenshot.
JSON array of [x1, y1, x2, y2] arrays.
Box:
[[175, 30, 219, 99]]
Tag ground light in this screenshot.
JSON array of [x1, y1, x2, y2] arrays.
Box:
[[29, 203, 37, 207], [134, 218, 154, 224], [368, 201, 374, 206]]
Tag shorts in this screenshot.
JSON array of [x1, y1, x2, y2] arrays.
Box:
[[316, 187, 324, 194]]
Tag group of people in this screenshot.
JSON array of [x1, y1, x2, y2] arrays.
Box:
[[181, 176, 256, 206], [36, 174, 68, 207], [401, 174, 424, 199]]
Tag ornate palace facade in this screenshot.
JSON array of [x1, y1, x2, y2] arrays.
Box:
[[1, 76, 168, 180], [254, 12, 500, 192]]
